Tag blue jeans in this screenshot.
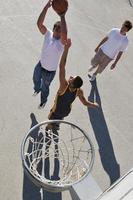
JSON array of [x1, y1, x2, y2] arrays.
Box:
[[41, 67, 56, 104], [33, 61, 56, 104], [33, 61, 42, 93]]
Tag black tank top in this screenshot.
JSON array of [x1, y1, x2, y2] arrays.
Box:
[[49, 85, 78, 118]]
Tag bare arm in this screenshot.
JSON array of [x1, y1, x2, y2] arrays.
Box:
[[95, 36, 108, 52], [110, 51, 123, 70], [59, 39, 71, 90], [77, 89, 99, 108], [60, 15, 68, 45], [37, 0, 52, 34]]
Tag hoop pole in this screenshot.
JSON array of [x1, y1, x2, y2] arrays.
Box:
[[70, 173, 102, 200]]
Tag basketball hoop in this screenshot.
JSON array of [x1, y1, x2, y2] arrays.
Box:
[[21, 120, 95, 192]]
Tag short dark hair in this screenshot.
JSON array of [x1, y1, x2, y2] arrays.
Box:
[[72, 76, 83, 88], [53, 21, 61, 31], [123, 20, 132, 31]]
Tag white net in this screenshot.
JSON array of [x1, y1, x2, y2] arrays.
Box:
[[21, 120, 94, 192]]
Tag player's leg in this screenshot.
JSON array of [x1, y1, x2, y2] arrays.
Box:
[[93, 54, 112, 76], [44, 125, 52, 178], [44, 120, 60, 179], [50, 117, 63, 181], [45, 126, 52, 151], [45, 112, 60, 150], [33, 61, 42, 95], [89, 49, 105, 81], [88, 49, 103, 73], [39, 70, 56, 108], [88, 58, 98, 75]]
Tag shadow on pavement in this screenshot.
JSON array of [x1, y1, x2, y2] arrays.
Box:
[[22, 113, 41, 200], [87, 80, 120, 185], [43, 157, 62, 200], [22, 113, 62, 200]]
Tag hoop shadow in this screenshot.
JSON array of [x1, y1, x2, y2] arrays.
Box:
[[22, 113, 62, 200], [87, 80, 120, 185]]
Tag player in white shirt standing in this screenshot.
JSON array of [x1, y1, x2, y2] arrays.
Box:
[[33, 0, 67, 108], [88, 20, 132, 81]]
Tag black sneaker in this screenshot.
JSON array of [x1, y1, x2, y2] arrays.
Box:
[[88, 74, 92, 79], [38, 103, 46, 109], [33, 91, 39, 96]]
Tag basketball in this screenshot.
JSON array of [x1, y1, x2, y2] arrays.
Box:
[[52, 0, 68, 15]]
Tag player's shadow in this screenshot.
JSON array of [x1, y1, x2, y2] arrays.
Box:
[[22, 113, 42, 200], [87, 80, 120, 185], [43, 127, 62, 200], [43, 157, 62, 200], [22, 113, 62, 200]]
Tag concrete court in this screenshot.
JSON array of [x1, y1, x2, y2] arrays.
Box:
[[0, 0, 133, 199]]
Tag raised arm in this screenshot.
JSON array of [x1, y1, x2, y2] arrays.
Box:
[[60, 14, 68, 45], [59, 39, 71, 89], [77, 89, 99, 108], [37, 0, 52, 34]]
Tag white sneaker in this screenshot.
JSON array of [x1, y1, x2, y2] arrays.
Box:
[[90, 74, 96, 81]]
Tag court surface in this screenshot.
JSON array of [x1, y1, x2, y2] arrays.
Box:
[[0, 0, 133, 199]]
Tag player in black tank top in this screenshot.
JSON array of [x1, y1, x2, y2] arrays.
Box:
[[48, 84, 78, 119], [47, 39, 99, 127], [44, 39, 99, 170]]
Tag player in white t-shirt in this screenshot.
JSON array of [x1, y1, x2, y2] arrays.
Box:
[[88, 20, 132, 81], [33, 0, 67, 108]]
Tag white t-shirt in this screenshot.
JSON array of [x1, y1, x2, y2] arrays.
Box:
[[100, 28, 129, 59], [40, 29, 64, 71]]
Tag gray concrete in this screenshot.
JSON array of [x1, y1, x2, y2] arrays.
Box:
[[97, 168, 133, 199], [70, 173, 102, 200], [0, 0, 133, 199]]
